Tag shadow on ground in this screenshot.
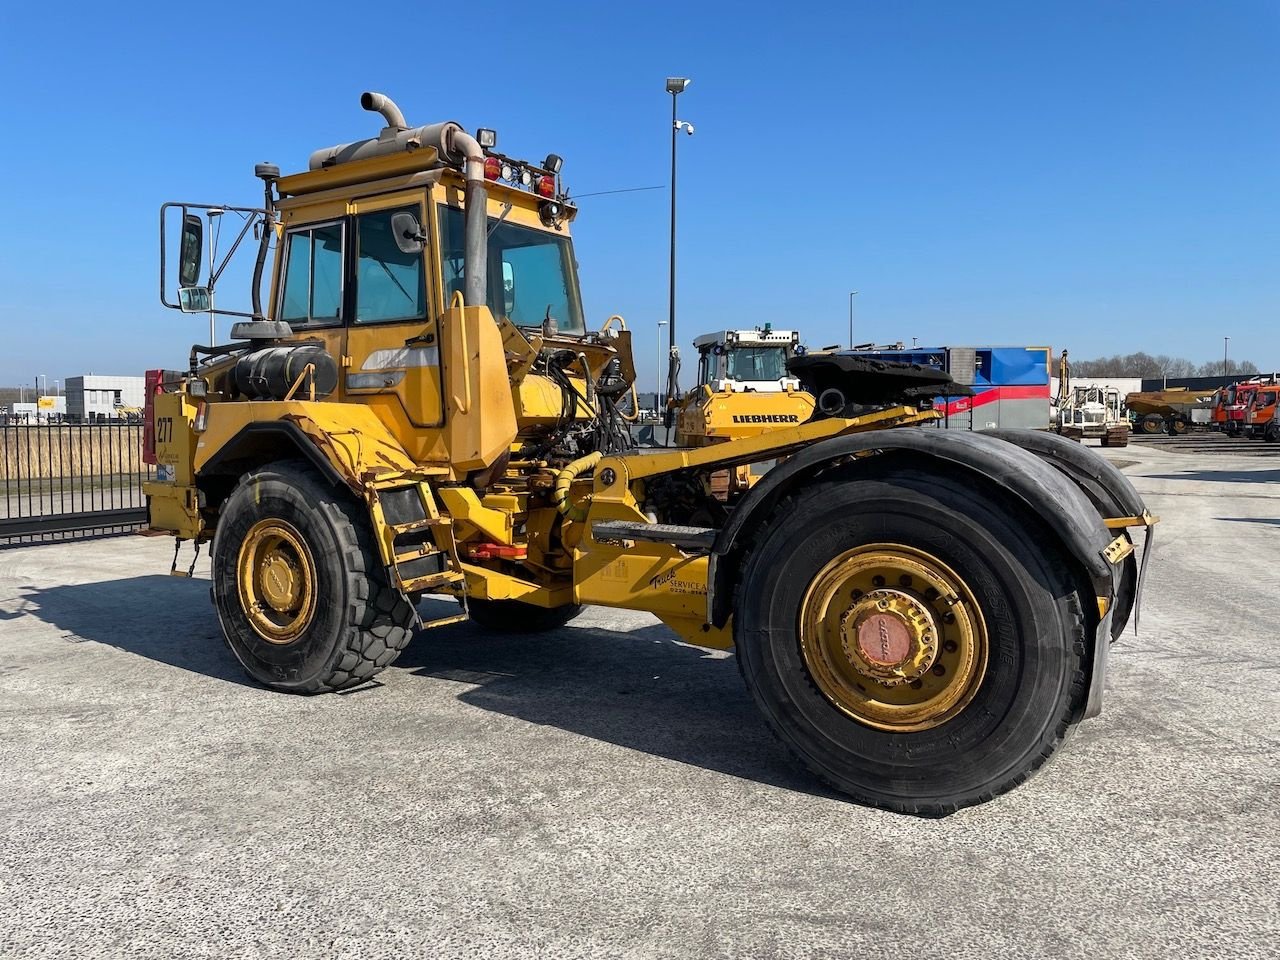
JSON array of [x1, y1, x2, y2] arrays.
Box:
[[11, 580, 821, 796], [9, 575, 252, 687], [1146, 468, 1280, 484], [1216, 517, 1280, 526], [396, 598, 822, 795]]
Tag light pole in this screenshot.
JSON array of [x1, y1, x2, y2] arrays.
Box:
[[848, 291, 858, 348], [665, 76, 692, 423], [656, 320, 668, 415], [38, 374, 46, 397], [1223, 336, 1230, 378]]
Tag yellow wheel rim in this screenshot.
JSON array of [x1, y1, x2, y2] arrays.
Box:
[[236, 518, 317, 644], [798, 544, 988, 732]]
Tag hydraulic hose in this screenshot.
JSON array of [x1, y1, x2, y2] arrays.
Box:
[[552, 451, 602, 521]]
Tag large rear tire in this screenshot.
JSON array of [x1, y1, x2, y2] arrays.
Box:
[[1139, 414, 1164, 434], [212, 461, 415, 693], [465, 597, 585, 633], [735, 468, 1088, 815]]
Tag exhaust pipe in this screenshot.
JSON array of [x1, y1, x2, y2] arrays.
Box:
[[308, 93, 488, 310], [449, 127, 488, 309], [360, 91, 406, 129]]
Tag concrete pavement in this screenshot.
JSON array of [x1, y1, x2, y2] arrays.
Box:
[[0, 439, 1277, 959]]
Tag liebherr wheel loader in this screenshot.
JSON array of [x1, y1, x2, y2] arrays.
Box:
[[145, 92, 1156, 814]]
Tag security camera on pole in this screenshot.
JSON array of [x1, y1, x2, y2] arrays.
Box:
[[663, 76, 693, 430]]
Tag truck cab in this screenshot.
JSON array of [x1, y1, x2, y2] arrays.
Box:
[[1216, 381, 1258, 436], [1245, 384, 1280, 439]]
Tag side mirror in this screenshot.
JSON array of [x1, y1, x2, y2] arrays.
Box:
[[390, 212, 425, 255], [502, 261, 516, 316], [178, 213, 203, 287], [178, 286, 211, 313]]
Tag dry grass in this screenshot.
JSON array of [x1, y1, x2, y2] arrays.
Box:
[[0, 425, 146, 483]]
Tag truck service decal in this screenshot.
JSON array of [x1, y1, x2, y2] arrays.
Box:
[[649, 569, 707, 594]]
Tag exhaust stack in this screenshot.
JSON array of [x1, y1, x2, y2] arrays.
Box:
[[360, 91, 406, 130], [307, 92, 488, 309]]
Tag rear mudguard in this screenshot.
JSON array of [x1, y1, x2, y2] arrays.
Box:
[[984, 429, 1144, 517], [985, 429, 1152, 639], [708, 428, 1125, 718]]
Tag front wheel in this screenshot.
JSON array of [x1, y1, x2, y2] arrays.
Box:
[[212, 461, 416, 693], [735, 469, 1088, 815]]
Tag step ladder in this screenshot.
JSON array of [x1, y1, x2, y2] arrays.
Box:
[[369, 481, 469, 629]]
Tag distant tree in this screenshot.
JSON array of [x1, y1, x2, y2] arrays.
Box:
[[1070, 352, 1195, 378], [1071, 354, 1265, 380]]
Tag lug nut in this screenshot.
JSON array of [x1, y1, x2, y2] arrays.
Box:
[[944, 612, 956, 624], [872, 575, 885, 587], [943, 640, 958, 653], [924, 587, 939, 601], [932, 664, 946, 676], [851, 588, 863, 600]]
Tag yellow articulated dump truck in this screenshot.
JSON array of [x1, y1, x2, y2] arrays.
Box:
[[145, 92, 1155, 814]]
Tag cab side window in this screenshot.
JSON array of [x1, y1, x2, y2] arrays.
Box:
[[355, 207, 426, 324], [280, 222, 344, 324]]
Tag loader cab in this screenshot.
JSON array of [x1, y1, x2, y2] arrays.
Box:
[[259, 127, 583, 462], [694, 328, 803, 393]]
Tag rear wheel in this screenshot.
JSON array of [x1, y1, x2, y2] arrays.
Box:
[[465, 597, 585, 633], [212, 461, 415, 693], [735, 469, 1088, 815], [1139, 414, 1164, 434]]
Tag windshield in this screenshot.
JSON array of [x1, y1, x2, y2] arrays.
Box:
[[727, 346, 789, 381], [439, 206, 585, 336]]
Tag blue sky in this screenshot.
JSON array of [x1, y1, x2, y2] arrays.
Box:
[[0, 1, 1276, 390]]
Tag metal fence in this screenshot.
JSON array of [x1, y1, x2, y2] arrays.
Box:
[[0, 423, 153, 546]]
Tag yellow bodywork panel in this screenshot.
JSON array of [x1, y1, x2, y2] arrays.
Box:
[[441, 300, 519, 473], [676, 384, 818, 444], [436, 486, 514, 545], [194, 400, 424, 486], [143, 391, 202, 540]]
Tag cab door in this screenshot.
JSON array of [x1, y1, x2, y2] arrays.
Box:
[[342, 190, 445, 454]]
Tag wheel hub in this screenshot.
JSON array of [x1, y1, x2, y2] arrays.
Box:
[[840, 589, 938, 685], [259, 551, 303, 612], [236, 519, 317, 644], [798, 545, 988, 732]]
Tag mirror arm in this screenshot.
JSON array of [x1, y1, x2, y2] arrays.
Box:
[[208, 212, 261, 291]]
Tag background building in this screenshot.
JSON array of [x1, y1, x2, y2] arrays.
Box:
[[1, 396, 67, 424], [65, 375, 146, 422]]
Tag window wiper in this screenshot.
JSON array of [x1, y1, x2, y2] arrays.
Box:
[[487, 202, 514, 239], [374, 258, 414, 308]]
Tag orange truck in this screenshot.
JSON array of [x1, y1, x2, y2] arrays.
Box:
[[1244, 383, 1280, 440], [1213, 380, 1261, 436]]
